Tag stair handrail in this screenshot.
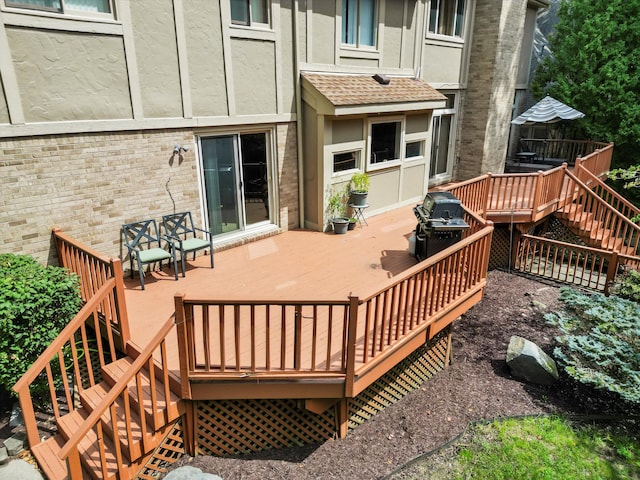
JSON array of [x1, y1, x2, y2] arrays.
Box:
[[562, 169, 640, 257], [12, 280, 118, 450], [57, 314, 176, 467], [575, 163, 640, 220]]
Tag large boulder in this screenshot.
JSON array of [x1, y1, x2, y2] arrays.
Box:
[[506, 336, 559, 385]]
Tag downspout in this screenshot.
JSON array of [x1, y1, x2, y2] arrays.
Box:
[[293, 0, 305, 228]]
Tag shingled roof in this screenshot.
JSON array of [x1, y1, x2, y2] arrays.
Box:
[[302, 72, 446, 107]]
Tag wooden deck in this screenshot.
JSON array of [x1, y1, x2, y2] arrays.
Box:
[[122, 206, 422, 386]]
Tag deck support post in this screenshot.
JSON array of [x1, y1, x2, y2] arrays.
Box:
[[336, 399, 349, 439], [181, 401, 197, 456], [174, 293, 192, 400], [604, 251, 618, 296], [345, 296, 360, 398]]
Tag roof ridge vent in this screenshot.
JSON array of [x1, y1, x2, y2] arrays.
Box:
[[373, 73, 390, 85]]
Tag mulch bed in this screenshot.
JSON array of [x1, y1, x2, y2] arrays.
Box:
[[169, 270, 639, 479]]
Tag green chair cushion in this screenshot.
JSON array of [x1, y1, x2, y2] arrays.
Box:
[[136, 248, 172, 263], [181, 238, 210, 252]]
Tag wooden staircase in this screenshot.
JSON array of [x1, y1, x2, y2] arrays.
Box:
[[30, 352, 182, 480], [555, 169, 640, 259]]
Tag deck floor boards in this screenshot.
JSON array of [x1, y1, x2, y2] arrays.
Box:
[[123, 207, 422, 379]]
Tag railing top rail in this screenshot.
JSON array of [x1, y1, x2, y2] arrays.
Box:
[[58, 314, 176, 459], [53, 228, 113, 265], [12, 279, 116, 393], [362, 223, 494, 302], [577, 166, 640, 215], [181, 298, 351, 306], [520, 234, 618, 256], [439, 173, 490, 191]]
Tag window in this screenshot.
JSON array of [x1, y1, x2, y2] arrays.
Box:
[[333, 151, 359, 173], [428, 0, 465, 38], [231, 0, 269, 26], [370, 121, 401, 166], [430, 94, 456, 179], [6, 0, 111, 14], [405, 141, 424, 159], [342, 0, 377, 47]]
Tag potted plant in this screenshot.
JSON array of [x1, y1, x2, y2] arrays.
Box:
[[326, 187, 350, 234], [349, 172, 370, 207]]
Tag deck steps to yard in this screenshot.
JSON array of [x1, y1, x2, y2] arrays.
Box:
[[30, 356, 181, 480], [557, 203, 638, 256]]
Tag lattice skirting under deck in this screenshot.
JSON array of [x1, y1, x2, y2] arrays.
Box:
[[136, 420, 185, 479], [195, 327, 452, 457], [347, 327, 451, 429]]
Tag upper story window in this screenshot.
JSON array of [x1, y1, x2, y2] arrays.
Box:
[[231, 0, 269, 27], [428, 0, 465, 38], [342, 0, 377, 48], [5, 0, 111, 15]]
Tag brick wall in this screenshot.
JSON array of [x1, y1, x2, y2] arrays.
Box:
[[456, 0, 527, 180], [1, 123, 299, 265]]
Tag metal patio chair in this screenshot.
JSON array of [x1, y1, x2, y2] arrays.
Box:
[[162, 211, 214, 277], [122, 219, 179, 290]]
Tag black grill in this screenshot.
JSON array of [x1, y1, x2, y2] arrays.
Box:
[[413, 192, 469, 261]]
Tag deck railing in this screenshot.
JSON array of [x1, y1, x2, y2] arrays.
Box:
[[516, 235, 619, 292], [13, 230, 131, 474], [12, 281, 122, 457], [519, 139, 610, 164], [560, 169, 640, 256], [53, 228, 130, 345], [174, 212, 493, 398], [58, 316, 176, 479], [574, 161, 640, 221]]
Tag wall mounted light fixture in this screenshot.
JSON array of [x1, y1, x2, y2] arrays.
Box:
[[173, 144, 189, 155]]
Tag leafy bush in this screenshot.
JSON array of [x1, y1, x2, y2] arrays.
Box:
[[610, 267, 640, 304], [545, 287, 640, 404], [0, 254, 82, 398]]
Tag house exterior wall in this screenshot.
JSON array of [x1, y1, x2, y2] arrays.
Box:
[[456, 0, 529, 180], [0, 0, 545, 263]]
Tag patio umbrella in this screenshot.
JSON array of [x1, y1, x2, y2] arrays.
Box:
[[511, 95, 585, 125]]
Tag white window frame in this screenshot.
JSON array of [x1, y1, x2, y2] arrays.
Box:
[[3, 0, 114, 19], [366, 117, 404, 172], [430, 95, 457, 181], [427, 0, 466, 40], [404, 139, 426, 162], [332, 149, 362, 176], [230, 0, 270, 29], [341, 0, 378, 49]]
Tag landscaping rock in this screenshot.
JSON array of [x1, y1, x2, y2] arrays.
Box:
[[0, 446, 8, 465], [506, 336, 559, 385], [9, 403, 24, 428], [164, 466, 222, 480], [5, 431, 26, 456]]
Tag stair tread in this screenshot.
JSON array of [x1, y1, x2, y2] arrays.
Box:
[[102, 357, 181, 423], [31, 435, 69, 480], [55, 409, 120, 480]]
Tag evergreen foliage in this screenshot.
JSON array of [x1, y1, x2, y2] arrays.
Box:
[[0, 254, 82, 398], [531, 0, 640, 166], [545, 287, 640, 403], [610, 268, 640, 303]]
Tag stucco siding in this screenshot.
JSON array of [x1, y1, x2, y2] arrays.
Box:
[[382, 0, 404, 69], [279, 0, 297, 114], [422, 43, 463, 85], [130, 0, 183, 118], [311, 0, 335, 65], [231, 39, 277, 115], [401, 162, 426, 201], [185, 0, 229, 117], [7, 28, 132, 122]]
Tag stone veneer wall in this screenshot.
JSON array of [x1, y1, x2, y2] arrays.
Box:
[[456, 0, 527, 180], [1, 123, 299, 266]]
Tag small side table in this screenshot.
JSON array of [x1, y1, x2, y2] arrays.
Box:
[[348, 204, 369, 227]]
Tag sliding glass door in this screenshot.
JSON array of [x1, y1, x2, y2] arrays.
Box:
[[200, 132, 271, 236]]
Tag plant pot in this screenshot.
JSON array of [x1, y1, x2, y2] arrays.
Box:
[[332, 217, 349, 234], [347, 218, 357, 230], [350, 192, 368, 207]]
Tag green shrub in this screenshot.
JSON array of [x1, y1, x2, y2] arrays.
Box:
[[545, 287, 640, 404], [0, 254, 82, 398], [610, 267, 640, 303]]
